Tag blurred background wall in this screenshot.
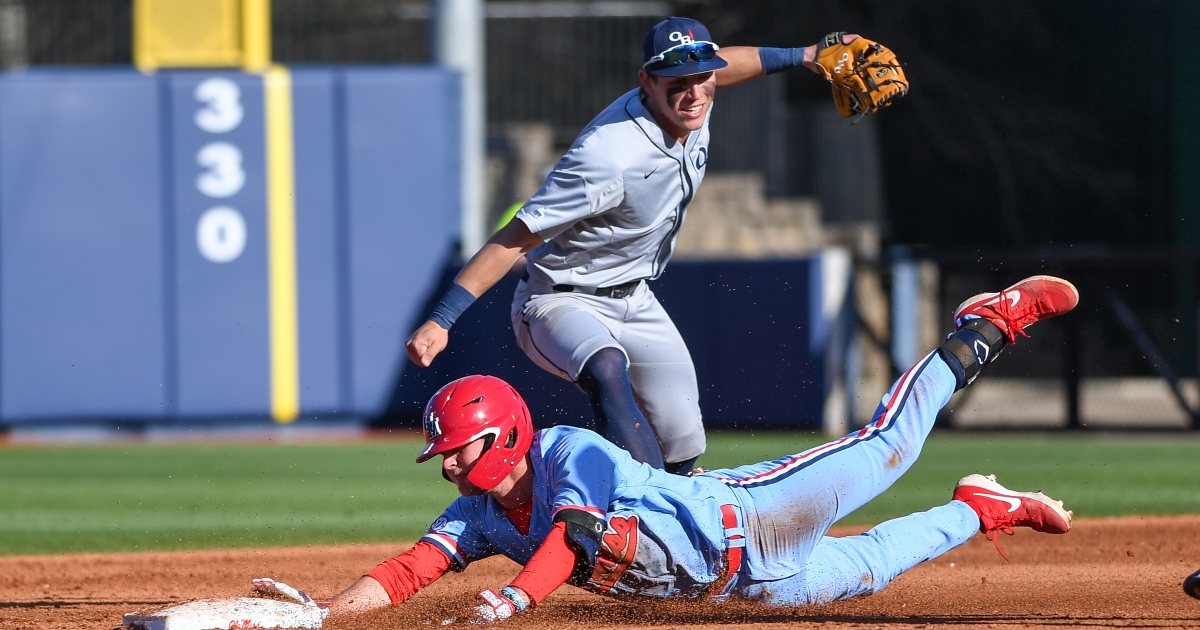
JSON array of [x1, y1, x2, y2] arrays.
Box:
[[2, 0, 1199, 432]]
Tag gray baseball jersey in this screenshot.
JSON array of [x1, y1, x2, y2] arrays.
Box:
[[515, 88, 712, 288], [507, 88, 712, 464]]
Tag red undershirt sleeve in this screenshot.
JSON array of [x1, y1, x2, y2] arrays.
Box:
[[508, 521, 577, 605], [365, 540, 452, 606]]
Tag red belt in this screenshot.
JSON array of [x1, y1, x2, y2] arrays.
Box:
[[707, 503, 745, 598]]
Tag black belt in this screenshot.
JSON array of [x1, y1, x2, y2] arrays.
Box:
[[521, 271, 643, 299], [554, 279, 642, 299]]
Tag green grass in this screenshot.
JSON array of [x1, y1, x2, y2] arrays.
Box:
[[1, 431, 1198, 556], [0, 440, 459, 556]]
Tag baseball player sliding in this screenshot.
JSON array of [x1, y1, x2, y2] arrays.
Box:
[[327, 276, 1076, 621], [405, 17, 908, 474]]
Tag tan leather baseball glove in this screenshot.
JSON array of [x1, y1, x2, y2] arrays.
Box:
[[813, 32, 908, 118]]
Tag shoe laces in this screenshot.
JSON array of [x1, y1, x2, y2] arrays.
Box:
[[984, 527, 1015, 563], [985, 297, 1047, 344]]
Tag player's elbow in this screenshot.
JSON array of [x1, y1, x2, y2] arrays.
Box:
[[327, 576, 394, 615], [493, 216, 543, 253]]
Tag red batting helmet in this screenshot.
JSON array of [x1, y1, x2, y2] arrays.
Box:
[[416, 375, 534, 491]]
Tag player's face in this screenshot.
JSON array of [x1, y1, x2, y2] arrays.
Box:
[[639, 70, 717, 141], [440, 438, 489, 497]]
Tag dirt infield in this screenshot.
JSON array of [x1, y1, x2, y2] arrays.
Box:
[[3, 516, 1199, 630]]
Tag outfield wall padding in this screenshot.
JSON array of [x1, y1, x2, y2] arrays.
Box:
[[0, 67, 460, 424]]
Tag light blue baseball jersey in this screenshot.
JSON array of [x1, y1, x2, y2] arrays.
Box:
[[515, 88, 712, 289], [417, 353, 983, 604], [421, 425, 738, 597]]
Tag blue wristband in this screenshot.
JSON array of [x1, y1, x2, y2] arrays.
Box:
[[500, 586, 527, 612], [758, 47, 807, 75], [428, 283, 477, 330]]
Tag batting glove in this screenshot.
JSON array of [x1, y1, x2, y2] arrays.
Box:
[[472, 587, 527, 624]]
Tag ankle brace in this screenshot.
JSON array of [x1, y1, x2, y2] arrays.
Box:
[[937, 318, 1006, 390]]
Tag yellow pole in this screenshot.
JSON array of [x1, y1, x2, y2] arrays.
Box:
[[264, 65, 300, 422], [242, 0, 271, 71]]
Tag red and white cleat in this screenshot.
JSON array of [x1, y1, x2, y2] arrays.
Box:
[[953, 473, 1073, 561], [953, 275, 1079, 343]]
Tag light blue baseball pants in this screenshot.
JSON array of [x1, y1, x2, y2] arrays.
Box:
[[709, 350, 982, 606]]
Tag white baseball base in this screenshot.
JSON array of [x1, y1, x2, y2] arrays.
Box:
[[123, 579, 326, 630]]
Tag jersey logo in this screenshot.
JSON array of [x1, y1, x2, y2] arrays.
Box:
[[590, 515, 638, 592], [430, 516, 449, 531], [423, 412, 443, 440], [695, 147, 708, 169], [644, 166, 659, 179]]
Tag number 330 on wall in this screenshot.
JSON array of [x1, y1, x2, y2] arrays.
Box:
[[193, 77, 248, 264]]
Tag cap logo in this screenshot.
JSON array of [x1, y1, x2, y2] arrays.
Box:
[[668, 31, 695, 46], [423, 411, 443, 439]]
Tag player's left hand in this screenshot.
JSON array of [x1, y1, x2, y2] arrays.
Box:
[[811, 32, 908, 118], [803, 33, 858, 70], [471, 587, 527, 624]]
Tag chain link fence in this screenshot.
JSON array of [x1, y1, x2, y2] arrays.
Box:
[[927, 252, 1200, 430], [5, 1, 811, 169], [4, 1, 661, 139]]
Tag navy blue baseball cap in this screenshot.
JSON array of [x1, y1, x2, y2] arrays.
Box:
[[642, 17, 728, 77]]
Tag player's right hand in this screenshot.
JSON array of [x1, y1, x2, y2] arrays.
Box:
[[472, 588, 524, 624], [406, 320, 449, 367]]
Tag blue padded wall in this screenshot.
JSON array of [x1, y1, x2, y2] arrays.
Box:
[[343, 68, 461, 416], [169, 72, 271, 418], [290, 69, 343, 416], [0, 66, 462, 424], [0, 71, 168, 422]]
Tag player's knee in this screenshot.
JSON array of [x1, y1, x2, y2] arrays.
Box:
[[659, 418, 706, 464], [800, 566, 892, 605], [578, 347, 630, 391]]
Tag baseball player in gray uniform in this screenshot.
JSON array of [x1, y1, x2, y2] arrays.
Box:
[[407, 17, 859, 474]]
